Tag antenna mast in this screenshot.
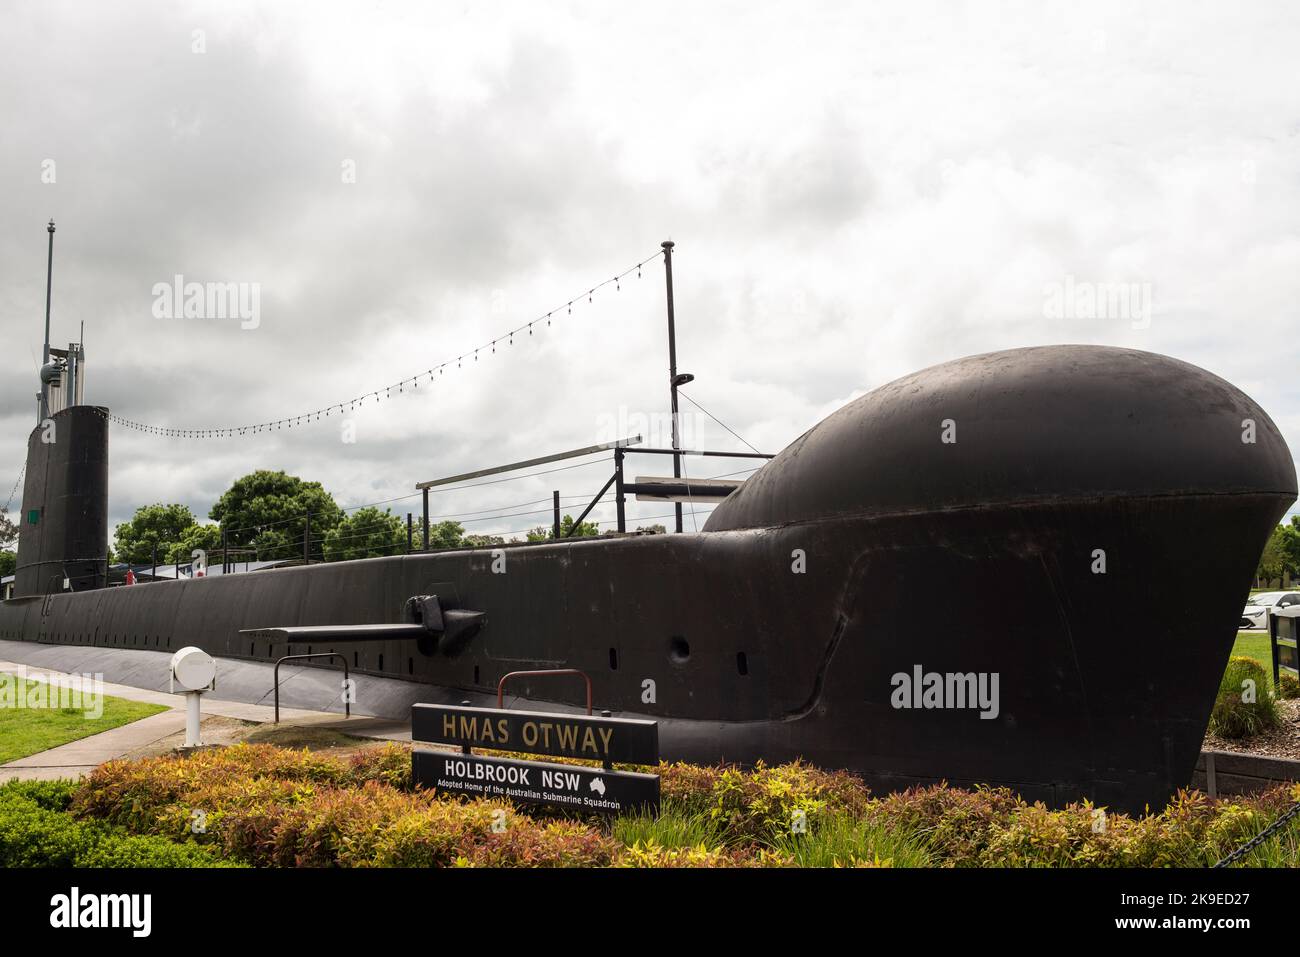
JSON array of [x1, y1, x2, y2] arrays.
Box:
[[662, 240, 693, 533], [40, 219, 55, 422]]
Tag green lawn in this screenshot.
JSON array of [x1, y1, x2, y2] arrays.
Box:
[[0, 678, 167, 765], [1231, 630, 1275, 690]]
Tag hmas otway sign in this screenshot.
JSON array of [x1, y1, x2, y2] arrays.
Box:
[[411, 703, 659, 815]]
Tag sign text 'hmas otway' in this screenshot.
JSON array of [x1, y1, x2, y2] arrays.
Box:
[[411, 703, 659, 815], [411, 703, 658, 762]]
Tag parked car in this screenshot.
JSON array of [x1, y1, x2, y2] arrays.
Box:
[[1241, 591, 1300, 629]]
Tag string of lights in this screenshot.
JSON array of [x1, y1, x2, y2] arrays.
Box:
[[97, 249, 664, 439]]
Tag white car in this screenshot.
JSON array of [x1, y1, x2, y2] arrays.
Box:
[[1240, 591, 1300, 630]]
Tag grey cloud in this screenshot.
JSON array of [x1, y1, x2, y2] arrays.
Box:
[[4, 0, 1299, 536]]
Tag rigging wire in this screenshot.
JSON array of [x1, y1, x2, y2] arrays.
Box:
[[4, 465, 25, 513], [676, 389, 762, 455], [208, 464, 759, 549], [212, 457, 616, 538]]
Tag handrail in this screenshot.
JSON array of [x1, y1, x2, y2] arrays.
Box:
[[624, 446, 775, 459], [496, 668, 592, 715], [273, 652, 351, 723]]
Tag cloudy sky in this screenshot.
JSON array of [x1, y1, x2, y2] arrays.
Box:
[[3, 0, 1298, 541]]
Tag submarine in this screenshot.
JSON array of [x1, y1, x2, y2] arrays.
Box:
[[3, 334, 1294, 814], [4, 225, 1296, 815]]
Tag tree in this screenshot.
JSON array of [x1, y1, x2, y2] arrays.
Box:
[[209, 470, 342, 562], [113, 504, 199, 564], [323, 507, 406, 562], [0, 508, 16, 550], [1280, 518, 1300, 586], [166, 524, 223, 565], [462, 534, 505, 548], [249, 529, 294, 562], [428, 520, 465, 549], [1255, 522, 1300, 587], [526, 514, 601, 542], [0, 550, 15, 577]]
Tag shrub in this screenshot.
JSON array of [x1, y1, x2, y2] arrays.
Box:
[[457, 821, 619, 868], [770, 813, 934, 868], [856, 783, 1300, 868], [1278, 670, 1300, 700], [365, 801, 509, 867], [346, 743, 412, 789], [864, 785, 1025, 864], [63, 742, 1300, 868], [0, 778, 77, 812], [0, 786, 237, 868], [659, 760, 871, 845], [71, 744, 617, 868], [0, 791, 87, 867], [71, 743, 364, 838], [611, 809, 726, 851], [77, 830, 242, 868], [616, 841, 787, 868], [1209, 657, 1281, 738], [1118, 790, 1266, 867], [975, 800, 1139, 867]]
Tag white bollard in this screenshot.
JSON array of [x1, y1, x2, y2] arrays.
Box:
[[169, 647, 216, 749], [184, 690, 203, 747]]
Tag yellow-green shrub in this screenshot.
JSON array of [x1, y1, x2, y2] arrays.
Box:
[[864, 784, 1025, 863], [71, 744, 612, 867], [660, 759, 870, 844], [65, 743, 1300, 869], [1210, 657, 1280, 738], [458, 821, 619, 868], [616, 840, 788, 867]]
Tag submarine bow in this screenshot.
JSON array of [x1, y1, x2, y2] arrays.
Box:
[[702, 344, 1295, 810]]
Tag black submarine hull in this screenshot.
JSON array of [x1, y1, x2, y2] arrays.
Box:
[[2, 345, 1294, 813]]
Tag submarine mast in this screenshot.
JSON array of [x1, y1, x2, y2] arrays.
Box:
[[39, 219, 55, 423]]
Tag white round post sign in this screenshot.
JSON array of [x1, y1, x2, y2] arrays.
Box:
[[170, 646, 216, 690], [169, 646, 216, 748]]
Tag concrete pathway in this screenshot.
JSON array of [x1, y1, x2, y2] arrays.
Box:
[[0, 660, 409, 783]]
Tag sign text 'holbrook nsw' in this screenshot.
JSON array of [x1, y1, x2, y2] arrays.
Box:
[[411, 704, 659, 763], [412, 750, 660, 814]]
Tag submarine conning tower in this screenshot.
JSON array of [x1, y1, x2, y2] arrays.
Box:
[[704, 344, 1297, 531], [13, 405, 109, 596], [13, 219, 110, 596]]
